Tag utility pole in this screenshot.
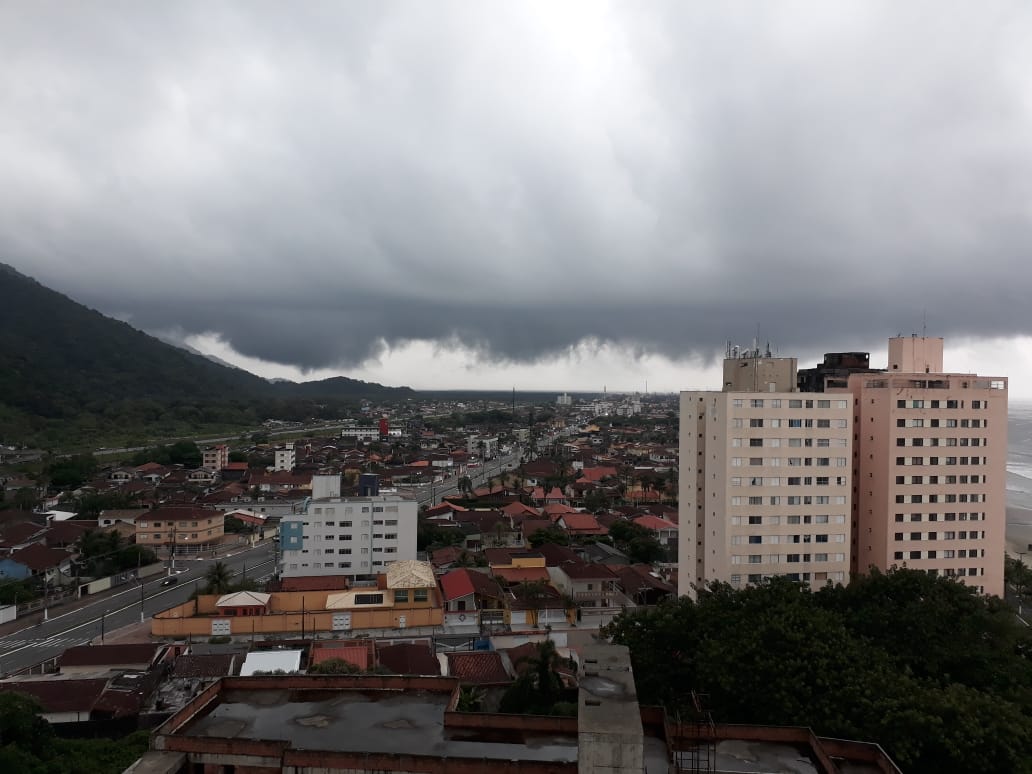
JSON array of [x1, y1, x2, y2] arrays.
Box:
[[169, 522, 177, 573], [139, 553, 145, 623], [100, 610, 105, 643]]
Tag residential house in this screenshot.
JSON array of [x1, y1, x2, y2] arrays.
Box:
[[548, 561, 621, 609], [444, 651, 511, 686], [0, 542, 72, 583], [439, 568, 506, 630], [632, 514, 678, 550], [557, 512, 607, 539]]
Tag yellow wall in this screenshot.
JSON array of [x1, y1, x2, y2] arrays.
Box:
[[152, 591, 443, 638]]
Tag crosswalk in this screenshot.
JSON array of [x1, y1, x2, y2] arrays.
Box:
[[0, 635, 90, 650]]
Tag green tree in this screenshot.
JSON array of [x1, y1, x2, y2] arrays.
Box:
[[309, 658, 360, 675], [0, 693, 54, 753], [603, 571, 1032, 774], [203, 561, 233, 594], [528, 525, 570, 548], [500, 640, 568, 715]]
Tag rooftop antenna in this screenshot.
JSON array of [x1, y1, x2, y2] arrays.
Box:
[[922, 309, 927, 339]]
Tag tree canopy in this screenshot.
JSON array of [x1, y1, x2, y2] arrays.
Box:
[[602, 569, 1032, 773]]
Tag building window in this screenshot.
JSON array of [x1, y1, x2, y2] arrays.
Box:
[[414, 589, 429, 602], [394, 590, 409, 603]]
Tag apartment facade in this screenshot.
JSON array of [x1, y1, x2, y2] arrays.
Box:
[[201, 444, 228, 472], [679, 386, 852, 596], [135, 507, 226, 553], [278, 485, 418, 579], [273, 443, 295, 472], [840, 337, 1007, 596]]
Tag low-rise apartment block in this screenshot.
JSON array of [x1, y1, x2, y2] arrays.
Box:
[[278, 475, 417, 579]]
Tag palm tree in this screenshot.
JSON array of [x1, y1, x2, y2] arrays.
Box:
[[457, 476, 474, 499], [204, 561, 233, 595]]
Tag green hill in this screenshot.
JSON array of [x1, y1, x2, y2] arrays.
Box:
[[0, 263, 412, 448]]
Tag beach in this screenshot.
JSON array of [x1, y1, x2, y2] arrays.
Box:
[[1006, 403, 1032, 556]]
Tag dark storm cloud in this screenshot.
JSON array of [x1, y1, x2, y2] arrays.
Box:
[[2, 1, 1031, 370]]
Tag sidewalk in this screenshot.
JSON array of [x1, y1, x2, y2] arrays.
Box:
[[0, 537, 275, 639]]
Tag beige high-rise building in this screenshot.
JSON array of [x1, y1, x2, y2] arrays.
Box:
[[840, 337, 1007, 596], [678, 355, 852, 597]]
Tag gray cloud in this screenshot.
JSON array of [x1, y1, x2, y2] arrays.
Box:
[[2, 1, 1031, 371]]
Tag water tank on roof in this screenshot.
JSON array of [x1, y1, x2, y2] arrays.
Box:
[[359, 473, 380, 497]]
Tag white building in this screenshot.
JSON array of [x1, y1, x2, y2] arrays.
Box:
[[279, 476, 418, 579], [340, 426, 403, 441], [466, 435, 499, 459], [273, 443, 295, 472], [557, 393, 573, 406]]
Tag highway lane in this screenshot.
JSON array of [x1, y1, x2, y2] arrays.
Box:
[[400, 452, 522, 506], [0, 541, 276, 676]]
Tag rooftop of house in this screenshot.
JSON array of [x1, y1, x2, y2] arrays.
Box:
[[59, 644, 164, 670], [385, 559, 436, 589], [171, 654, 237, 679], [0, 677, 110, 713], [445, 652, 511, 684], [558, 560, 619, 581], [0, 520, 47, 548], [5, 542, 71, 571], [375, 643, 441, 676], [309, 642, 374, 670], [438, 568, 504, 602], [632, 514, 679, 531]]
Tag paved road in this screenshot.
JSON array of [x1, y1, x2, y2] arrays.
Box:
[[0, 541, 277, 677], [399, 452, 521, 506]]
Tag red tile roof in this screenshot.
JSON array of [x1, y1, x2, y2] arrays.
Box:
[[492, 566, 550, 584], [310, 642, 373, 670], [440, 569, 503, 602], [0, 678, 109, 713], [534, 542, 580, 567], [578, 466, 619, 483], [7, 542, 71, 571], [632, 514, 678, 532], [558, 513, 606, 534], [430, 545, 466, 568], [143, 506, 220, 523], [0, 521, 46, 548], [501, 502, 540, 518], [558, 560, 618, 581], [446, 652, 511, 684]]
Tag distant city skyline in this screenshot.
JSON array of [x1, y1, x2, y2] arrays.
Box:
[[2, 3, 1030, 396]]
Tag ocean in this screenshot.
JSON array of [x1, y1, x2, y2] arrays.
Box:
[[1007, 402, 1032, 554]]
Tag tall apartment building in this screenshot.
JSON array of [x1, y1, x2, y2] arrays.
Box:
[[278, 475, 418, 579], [679, 351, 852, 597], [830, 337, 1007, 596]]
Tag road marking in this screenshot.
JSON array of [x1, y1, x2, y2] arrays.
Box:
[[0, 557, 276, 663]]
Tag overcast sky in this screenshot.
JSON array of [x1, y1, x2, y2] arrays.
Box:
[[2, 2, 1031, 394]]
